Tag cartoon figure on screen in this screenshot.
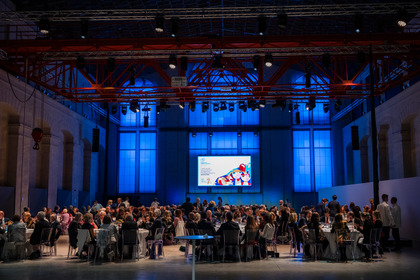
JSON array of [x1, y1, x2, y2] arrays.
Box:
[[241, 171, 251, 185], [214, 163, 250, 186], [215, 174, 234, 185], [231, 171, 242, 185]]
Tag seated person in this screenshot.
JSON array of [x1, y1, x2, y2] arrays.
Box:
[[100, 215, 118, 241], [346, 211, 355, 225], [185, 212, 198, 235], [68, 213, 83, 250], [49, 213, 61, 246], [288, 212, 302, 252], [29, 211, 50, 258], [0, 210, 10, 229], [197, 212, 216, 235], [355, 212, 374, 260], [162, 211, 175, 244], [320, 209, 334, 224], [22, 212, 35, 229], [259, 212, 276, 258], [80, 213, 96, 258], [301, 212, 328, 258], [7, 214, 26, 243], [331, 213, 350, 261], [216, 211, 240, 250]]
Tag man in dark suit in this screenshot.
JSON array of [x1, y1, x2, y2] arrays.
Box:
[[197, 212, 216, 235], [119, 214, 138, 259], [193, 197, 204, 212], [0, 211, 10, 228], [316, 198, 328, 218], [320, 209, 334, 224], [216, 211, 241, 247], [181, 197, 194, 216], [298, 210, 312, 229], [29, 211, 51, 254], [327, 195, 341, 218]]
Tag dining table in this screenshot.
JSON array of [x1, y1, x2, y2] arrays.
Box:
[[319, 225, 363, 260]]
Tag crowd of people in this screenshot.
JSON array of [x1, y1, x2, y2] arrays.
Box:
[[0, 193, 402, 262]]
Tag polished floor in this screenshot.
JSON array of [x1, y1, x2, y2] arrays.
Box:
[[1, 239, 420, 280]]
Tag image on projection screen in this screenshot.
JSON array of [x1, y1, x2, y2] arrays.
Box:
[[198, 156, 251, 187]]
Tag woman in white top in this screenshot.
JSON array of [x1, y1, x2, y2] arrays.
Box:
[[260, 212, 276, 258], [174, 209, 185, 238]]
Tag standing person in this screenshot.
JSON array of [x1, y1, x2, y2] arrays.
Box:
[[151, 198, 160, 208], [327, 195, 341, 218], [390, 197, 401, 251], [181, 197, 194, 216], [217, 197, 223, 209], [376, 194, 394, 252], [316, 198, 328, 218], [193, 197, 204, 212]]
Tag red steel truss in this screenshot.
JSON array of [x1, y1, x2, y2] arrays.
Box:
[[1, 33, 420, 103]]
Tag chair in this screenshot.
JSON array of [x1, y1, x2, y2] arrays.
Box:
[[76, 229, 93, 261], [305, 229, 325, 261], [39, 228, 53, 257], [94, 229, 115, 263], [335, 229, 354, 262], [184, 228, 195, 259], [147, 227, 165, 259], [265, 226, 278, 258], [367, 228, 382, 260], [121, 229, 139, 261], [67, 231, 78, 259], [243, 229, 261, 261], [222, 229, 241, 262], [198, 229, 215, 262], [289, 227, 298, 257], [4, 227, 26, 260]]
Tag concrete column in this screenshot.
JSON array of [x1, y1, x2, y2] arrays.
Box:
[[390, 129, 404, 179], [71, 142, 82, 207], [9, 123, 32, 215], [90, 152, 99, 203], [43, 134, 61, 208]]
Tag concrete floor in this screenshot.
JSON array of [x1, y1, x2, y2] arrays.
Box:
[[1, 239, 420, 280]]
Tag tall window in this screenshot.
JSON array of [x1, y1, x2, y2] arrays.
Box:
[[293, 131, 311, 192], [314, 131, 332, 190], [118, 105, 157, 194]]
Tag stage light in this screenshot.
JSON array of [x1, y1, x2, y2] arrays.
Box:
[[192, 131, 197, 137], [237, 131, 242, 137], [229, 103, 235, 112], [156, 105, 161, 114], [213, 103, 219, 112], [220, 102, 227, 111], [202, 102, 209, 113], [397, 8, 409, 27], [259, 100, 266, 108], [189, 101, 196, 112], [305, 66, 312, 88], [288, 103, 293, 112], [323, 103, 329, 113], [180, 57, 188, 72], [209, 131, 213, 137], [81, 20, 88, 39], [121, 106, 127, 115], [254, 130, 259, 137], [129, 101, 140, 113], [295, 111, 300, 124], [144, 116, 149, 128], [169, 54, 177, 69], [39, 18, 50, 34], [354, 14, 364, 33], [258, 16, 267, 36], [322, 53, 331, 68], [239, 101, 247, 112], [306, 98, 316, 111], [277, 13, 288, 28], [248, 100, 258, 111], [253, 55, 261, 71], [155, 14, 164, 32], [170, 17, 179, 37], [334, 99, 342, 112], [265, 54, 273, 67], [179, 102, 185, 109], [111, 106, 118, 115], [76, 57, 85, 70], [212, 55, 225, 69]]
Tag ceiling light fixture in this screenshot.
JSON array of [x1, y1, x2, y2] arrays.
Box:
[[397, 8, 409, 27], [129, 101, 140, 113], [277, 13, 288, 28], [170, 17, 179, 37], [155, 14, 164, 32], [253, 55, 260, 71], [38, 18, 50, 34], [354, 14, 364, 33], [258, 16, 267, 36], [169, 54, 177, 69], [220, 102, 227, 111], [202, 102, 209, 113], [323, 103, 329, 113], [228, 103, 235, 112], [213, 103, 219, 112], [264, 54, 273, 67], [81, 20, 88, 39]]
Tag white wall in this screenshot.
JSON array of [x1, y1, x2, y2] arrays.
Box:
[[319, 176, 420, 242]]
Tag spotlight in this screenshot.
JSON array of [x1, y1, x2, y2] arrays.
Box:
[[212, 55, 225, 69], [248, 100, 258, 111], [144, 116, 149, 128], [220, 102, 227, 111], [237, 131, 242, 137], [305, 66, 312, 88], [111, 106, 118, 115], [213, 103, 219, 112], [169, 54, 177, 69], [179, 102, 185, 109], [254, 130, 259, 137], [202, 102, 209, 113], [209, 131, 213, 137], [253, 55, 261, 71], [277, 13, 288, 28], [180, 57, 188, 72], [306, 98, 316, 111], [228, 103, 235, 112], [129, 75, 135, 86], [81, 20, 88, 39], [189, 101, 196, 112], [295, 111, 300, 124], [170, 17, 180, 37], [38, 18, 50, 34], [121, 106, 128, 115], [354, 14, 364, 33], [239, 101, 247, 112], [397, 8, 409, 27], [129, 101, 140, 113], [76, 56, 85, 70], [294, 104, 299, 110], [334, 99, 342, 112], [192, 131, 197, 137], [323, 103, 329, 113], [288, 103, 293, 112], [259, 100, 266, 108], [156, 105, 161, 114], [264, 54, 273, 67], [258, 16, 267, 36], [155, 14, 164, 32], [322, 53, 331, 68]]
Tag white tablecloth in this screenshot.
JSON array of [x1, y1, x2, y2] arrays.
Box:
[[321, 228, 363, 260]]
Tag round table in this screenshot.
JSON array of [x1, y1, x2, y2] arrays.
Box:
[[175, 235, 214, 280]]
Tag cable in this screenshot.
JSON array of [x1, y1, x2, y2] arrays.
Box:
[[6, 72, 36, 103]]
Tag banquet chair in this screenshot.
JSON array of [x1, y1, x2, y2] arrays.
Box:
[[306, 229, 325, 261], [184, 228, 195, 259], [335, 229, 354, 262], [265, 226, 278, 258], [222, 229, 241, 262], [76, 229, 93, 262], [39, 228, 53, 258], [289, 227, 298, 257], [367, 228, 382, 260], [198, 229, 215, 262], [94, 229, 114, 263], [121, 229, 139, 261], [146, 227, 165, 259], [4, 227, 26, 261], [243, 229, 261, 261]]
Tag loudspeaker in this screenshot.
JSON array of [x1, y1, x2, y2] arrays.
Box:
[[351, 126, 359, 150], [92, 128, 99, 152]]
